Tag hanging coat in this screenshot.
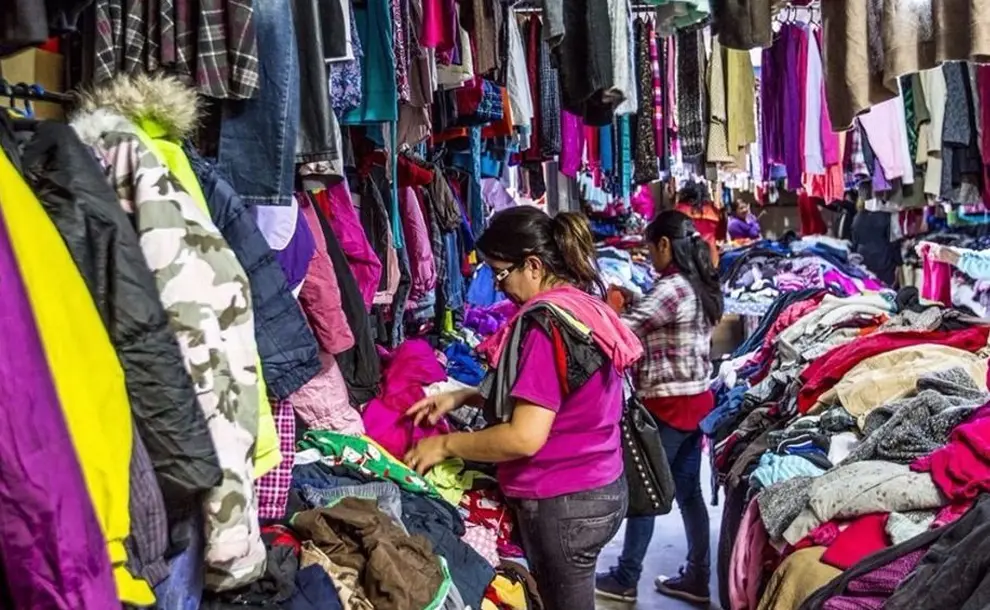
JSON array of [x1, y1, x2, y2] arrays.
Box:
[[298, 194, 357, 355], [71, 108, 266, 592], [0, 169, 118, 610], [12, 115, 222, 557], [0, 137, 153, 606], [309, 193, 382, 405]]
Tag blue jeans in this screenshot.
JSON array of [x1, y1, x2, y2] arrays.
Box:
[[613, 425, 710, 587], [218, 0, 299, 206]]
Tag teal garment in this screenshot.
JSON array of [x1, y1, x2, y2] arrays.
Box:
[[342, 0, 397, 124], [959, 250, 990, 280], [600, 124, 614, 173], [646, 0, 710, 29], [619, 115, 633, 201], [749, 452, 826, 490]]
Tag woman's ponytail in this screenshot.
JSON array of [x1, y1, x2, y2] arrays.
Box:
[[646, 210, 724, 326], [477, 206, 603, 294], [552, 212, 604, 294], [686, 233, 724, 325]]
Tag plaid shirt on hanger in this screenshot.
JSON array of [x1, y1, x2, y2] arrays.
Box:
[[93, 0, 260, 99], [196, 0, 260, 99]]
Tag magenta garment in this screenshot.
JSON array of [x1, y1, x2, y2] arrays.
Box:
[[314, 185, 383, 312], [631, 186, 653, 217], [922, 251, 953, 304], [823, 269, 860, 296], [783, 24, 808, 190], [729, 499, 770, 610], [913, 405, 990, 502], [298, 195, 356, 355], [559, 110, 585, 178], [0, 212, 118, 608], [420, 0, 455, 51], [649, 21, 663, 157], [979, 66, 990, 208], [362, 339, 449, 458], [400, 187, 438, 304], [499, 327, 624, 499]]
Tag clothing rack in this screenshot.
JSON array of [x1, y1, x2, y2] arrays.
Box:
[[512, 2, 659, 14], [0, 79, 73, 105]]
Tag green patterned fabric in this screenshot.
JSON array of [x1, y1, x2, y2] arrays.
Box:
[[299, 431, 441, 498]]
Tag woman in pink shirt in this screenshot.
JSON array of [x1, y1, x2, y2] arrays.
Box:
[[404, 206, 641, 610]]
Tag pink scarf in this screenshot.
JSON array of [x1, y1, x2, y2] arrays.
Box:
[[476, 286, 644, 370]]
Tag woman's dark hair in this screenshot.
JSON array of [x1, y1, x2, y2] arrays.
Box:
[[645, 210, 724, 325], [677, 183, 702, 206], [476, 206, 603, 294]]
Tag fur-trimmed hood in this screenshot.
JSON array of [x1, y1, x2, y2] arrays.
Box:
[[72, 74, 199, 142]]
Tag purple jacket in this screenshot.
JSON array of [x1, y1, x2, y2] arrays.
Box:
[[0, 214, 118, 608], [728, 214, 762, 240]]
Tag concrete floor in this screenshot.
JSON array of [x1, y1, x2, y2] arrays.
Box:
[[596, 457, 725, 610]]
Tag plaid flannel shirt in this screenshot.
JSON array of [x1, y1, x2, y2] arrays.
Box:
[[93, 0, 259, 99], [621, 272, 713, 398]]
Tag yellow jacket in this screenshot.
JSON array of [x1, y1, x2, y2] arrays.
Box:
[[0, 151, 154, 605]]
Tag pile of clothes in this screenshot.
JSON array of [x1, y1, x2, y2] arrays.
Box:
[[709, 286, 990, 610], [720, 236, 886, 316], [197, 336, 539, 610], [901, 229, 990, 317]]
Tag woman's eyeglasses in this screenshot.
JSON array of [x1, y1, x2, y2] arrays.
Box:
[[493, 263, 522, 284]]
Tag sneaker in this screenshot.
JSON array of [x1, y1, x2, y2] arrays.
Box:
[[655, 568, 711, 605], [595, 571, 638, 603]]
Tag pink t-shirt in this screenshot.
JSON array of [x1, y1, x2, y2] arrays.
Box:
[[498, 327, 625, 500]]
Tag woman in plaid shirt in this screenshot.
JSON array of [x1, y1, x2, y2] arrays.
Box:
[[598, 210, 724, 606]]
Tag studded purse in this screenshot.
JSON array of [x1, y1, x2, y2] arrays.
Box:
[[621, 381, 675, 518]]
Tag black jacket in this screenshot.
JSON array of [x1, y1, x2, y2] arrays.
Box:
[[310, 193, 381, 405], [188, 147, 322, 399], [11, 117, 222, 524]]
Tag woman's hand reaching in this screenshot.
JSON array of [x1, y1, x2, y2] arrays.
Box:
[[405, 391, 463, 427], [405, 436, 451, 475]]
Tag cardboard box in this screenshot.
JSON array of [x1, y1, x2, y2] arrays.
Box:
[[712, 314, 745, 359], [1, 48, 65, 120]]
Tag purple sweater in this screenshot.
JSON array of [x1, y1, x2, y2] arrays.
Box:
[[728, 214, 761, 240]]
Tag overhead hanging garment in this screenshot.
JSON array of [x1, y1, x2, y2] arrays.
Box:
[[712, 0, 772, 50], [726, 47, 757, 158], [706, 38, 734, 164], [823, 0, 990, 131]]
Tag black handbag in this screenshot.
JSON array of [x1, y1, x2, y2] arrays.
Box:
[[621, 385, 676, 518]]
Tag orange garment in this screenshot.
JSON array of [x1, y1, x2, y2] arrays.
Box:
[[675, 201, 721, 265]]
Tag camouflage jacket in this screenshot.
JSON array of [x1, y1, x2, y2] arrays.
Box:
[[73, 109, 266, 591]]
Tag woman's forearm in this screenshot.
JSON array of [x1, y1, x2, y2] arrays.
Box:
[[443, 424, 537, 463]]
